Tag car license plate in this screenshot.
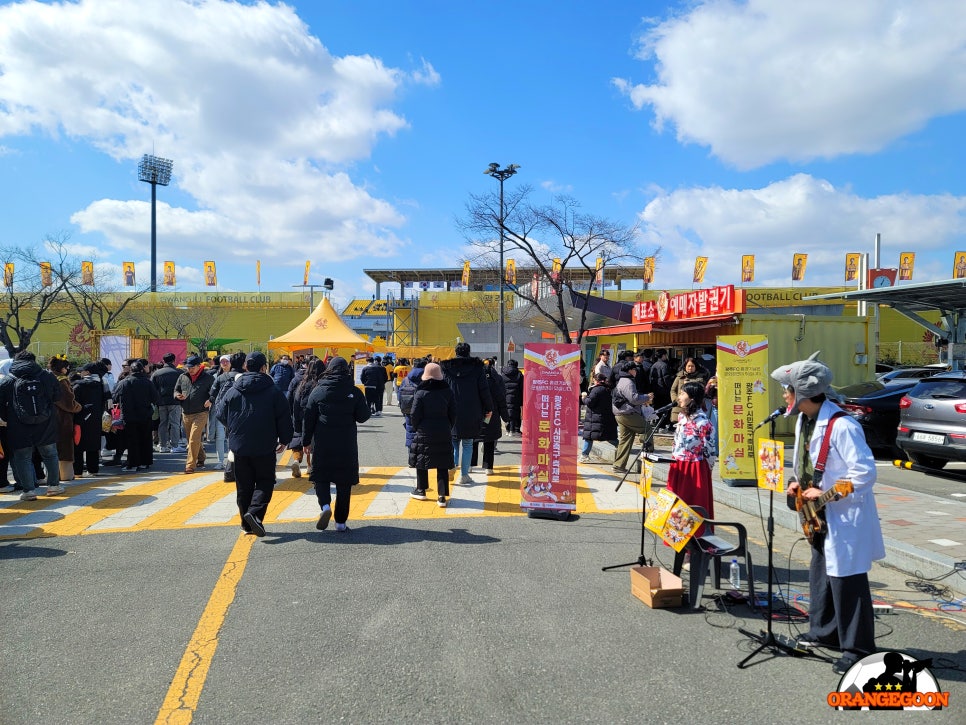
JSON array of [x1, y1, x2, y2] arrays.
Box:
[[912, 432, 945, 445]]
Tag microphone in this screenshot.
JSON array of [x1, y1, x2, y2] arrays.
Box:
[[755, 406, 787, 430], [652, 403, 674, 417]]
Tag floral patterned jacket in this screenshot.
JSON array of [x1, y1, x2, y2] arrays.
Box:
[[671, 409, 713, 462]]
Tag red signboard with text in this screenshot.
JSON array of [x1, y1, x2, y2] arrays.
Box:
[[631, 285, 744, 324], [520, 344, 580, 511]]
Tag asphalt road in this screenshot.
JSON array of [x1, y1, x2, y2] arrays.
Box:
[[1, 408, 964, 724]]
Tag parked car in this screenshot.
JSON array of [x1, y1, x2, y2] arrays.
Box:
[[876, 367, 945, 385], [835, 379, 919, 456], [896, 371, 966, 470]]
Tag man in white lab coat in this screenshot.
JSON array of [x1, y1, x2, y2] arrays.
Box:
[[772, 352, 885, 676]]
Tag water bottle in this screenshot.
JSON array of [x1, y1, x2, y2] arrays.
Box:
[[729, 558, 741, 590]]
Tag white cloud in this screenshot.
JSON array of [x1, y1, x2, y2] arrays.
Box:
[[638, 174, 966, 287], [0, 0, 438, 263], [615, 0, 966, 168]]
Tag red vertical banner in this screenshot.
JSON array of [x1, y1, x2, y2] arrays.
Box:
[[520, 343, 580, 512]]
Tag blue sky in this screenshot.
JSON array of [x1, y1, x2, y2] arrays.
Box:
[[0, 0, 964, 309]]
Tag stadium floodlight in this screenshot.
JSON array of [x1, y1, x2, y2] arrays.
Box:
[[484, 163, 519, 365], [138, 154, 174, 292]]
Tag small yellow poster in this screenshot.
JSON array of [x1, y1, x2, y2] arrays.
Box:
[[756, 438, 785, 492], [644, 489, 704, 552]]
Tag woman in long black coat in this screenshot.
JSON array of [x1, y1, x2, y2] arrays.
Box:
[[408, 363, 455, 507], [303, 357, 370, 532], [472, 361, 509, 473], [112, 361, 160, 471], [501, 359, 523, 435], [579, 373, 618, 463], [72, 364, 109, 477]]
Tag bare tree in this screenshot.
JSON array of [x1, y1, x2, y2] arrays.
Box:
[[187, 306, 230, 358], [459, 188, 653, 343], [123, 304, 194, 339], [0, 238, 79, 356]]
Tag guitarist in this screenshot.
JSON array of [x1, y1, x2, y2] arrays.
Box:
[[771, 352, 885, 676]]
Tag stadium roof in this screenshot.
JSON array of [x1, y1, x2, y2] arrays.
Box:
[[363, 265, 649, 288], [803, 278, 966, 316]]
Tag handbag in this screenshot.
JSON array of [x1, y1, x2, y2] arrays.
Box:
[[110, 404, 125, 432], [101, 410, 113, 433]]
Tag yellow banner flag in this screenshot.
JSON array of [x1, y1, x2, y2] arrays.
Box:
[[643, 257, 654, 284], [693, 256, 708, 284], [845, 253, 861, 283], [303, 260, 311, 286], [81, 261, 94, 286], [505, 258, 516, 286], [256, 260, 261, 287], [792, 253, 808, 281], [741, 255, 754, 283], [954, 251, 966, 280], [4, 263, 13, 288], [163, 261, 176, 286], [594, 257, 603, 287], [461, 261, 470, 288], [122, 262, 134, 287], [204, 261, 217, 286], [898, 252, 915, 282]]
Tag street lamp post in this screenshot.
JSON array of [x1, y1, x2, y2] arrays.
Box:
[[484, 162, 519, 365], [138, 154, 174, 292]]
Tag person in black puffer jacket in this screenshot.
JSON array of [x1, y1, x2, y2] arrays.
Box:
[[579, 373, 618, 463], [112, 361, 161, 471], [501, 358, 523, 435], [472, 359, 509, 474], [440, 343, 493, 487], [215, 352, 294, 537], [72, 363, 109, 477], [302, 356, 370, 532], [287, 357, 325, 479], [408, 363, 455, 507]]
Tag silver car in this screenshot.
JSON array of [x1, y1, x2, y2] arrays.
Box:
[[896, 371, 966, 470]]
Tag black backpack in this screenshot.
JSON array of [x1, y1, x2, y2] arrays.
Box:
[[398, 376, 417, 415], [13, 376, 52, 424]]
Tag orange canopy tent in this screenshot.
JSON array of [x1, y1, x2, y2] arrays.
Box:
[[267, 298, 371, 353]]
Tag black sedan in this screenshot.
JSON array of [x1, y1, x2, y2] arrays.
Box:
[[833, 379, 918, 457]]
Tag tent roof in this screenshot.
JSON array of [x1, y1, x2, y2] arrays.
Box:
[[267, 298, 371, 350]]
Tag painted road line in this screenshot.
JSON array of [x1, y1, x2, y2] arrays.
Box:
[[363, 466, 416, 517], [92, 474, 228, 532], [155, 532, 256, 724], [581, 465, 640, 512], [274, 484, 320, 522], [185, 491, 240, 527], [447, 473, 487, 515], [483, 467, 528, 515]]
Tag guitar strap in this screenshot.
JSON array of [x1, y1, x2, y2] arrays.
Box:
[[812, 410, 847, 484]]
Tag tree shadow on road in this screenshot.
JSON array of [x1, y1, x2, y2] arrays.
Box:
[[0, 541, 69, 560]]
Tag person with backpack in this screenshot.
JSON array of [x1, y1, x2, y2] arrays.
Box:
[[0, 350, 62, 499]]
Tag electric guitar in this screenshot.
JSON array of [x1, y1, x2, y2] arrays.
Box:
[[792, 480, 854, 543]]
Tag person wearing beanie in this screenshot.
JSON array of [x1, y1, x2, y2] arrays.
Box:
[[772, 351, 884, 675], [215, 351, 293, 537], [151, 351, 183, 453], [302, 357, 370, 532], [72, 363, 109, 478], [440, 342, 493, 486], [112, 360, 161, 472], [173, 354, 216, 474], [408, 362, 456, 506]]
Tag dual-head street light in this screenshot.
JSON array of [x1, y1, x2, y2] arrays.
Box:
[[484, 163, 519, 366], [138, 154, 174, 292]]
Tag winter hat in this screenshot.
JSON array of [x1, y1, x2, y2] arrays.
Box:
[[770, 351, 833, 413], [184, 354, 203, 367], [323, 356, 350, 376], [422, 362, 443, 381], [245, 352, 268, 371]]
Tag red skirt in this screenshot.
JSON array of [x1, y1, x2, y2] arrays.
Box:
[[666, 458, 714, 536]]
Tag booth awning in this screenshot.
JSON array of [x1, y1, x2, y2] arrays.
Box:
[[580, 314, 740, 338], [267, 298, 371, 351]]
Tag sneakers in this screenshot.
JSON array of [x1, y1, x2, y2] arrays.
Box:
[[20, 491, 38, 501], [484, 468, 495, 475], [196, 461, 206, 470], [335, 523, 350, 532], [213, 462, 224, 470], [577, 455, 590, 464], [160, 446, 172, 453], [316, 506, 332, 531], [171, 445, 187, 454], [45, 485, 65, 496], [437, 496, 447, 508], [291, 461, 301, 478], [243, 511, 266, 537], [137, 465, 150, 471], [611, 466, 628, 474], [459, 475, 474, 486], [832, 656, 857, 675], [122, 466, 137, 472], [410, 489, 428, 501], [184, 467, 195, 474], [0, 484, 16, 493]]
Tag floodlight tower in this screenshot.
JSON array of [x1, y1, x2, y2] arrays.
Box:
[[138, 154, 174, 292], [484, 162, 519, 365]]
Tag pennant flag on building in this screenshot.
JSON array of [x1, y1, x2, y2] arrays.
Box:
[[898, 252, 915, 281], [121, 262, 134, 287], [163, 261, 176, 286], [81, 261, 94, 286], [741, 255, 754, 283], [461, 261, 471, 287], [303, 260, 311, 286], [643, 256, 655, 284], [3, 263, 12, 288], [256, 260, 261, 286], [594, 257, 604, 287], [506, 258, 516, 286], [204, 260, 217, 286], [550, 258, 561, 295], [531, 272, 539, 298], [791, 253, 808, 281], [955, 251, 966, 279], [845, 253, 860, 283], [693, 256, 708, 284]]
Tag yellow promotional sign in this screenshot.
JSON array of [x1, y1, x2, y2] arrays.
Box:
[[594, 256, 603, 287], [121, 262, 135, 287], [163, 261, 176, 286], [256, 260, 261, 286], [643, 256, 655, 284], [40, 262, 53, 287], [898, 252, 915, 281], [506, 258, 516, 286], [715, 335, 770, 482], [792, 253, 807, 281], [3, 262, 12, 288], [303, 260, 311, 286], [756, 439, 785, 492], [81, 261, 94, 286], [204, 261, 217, 286], [741, 255, 754, 283], [461, 261, 470, 287], [845, 253, 860, 283], [693, 256, 707, 284]]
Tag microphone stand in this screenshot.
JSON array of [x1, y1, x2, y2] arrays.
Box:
[[737, 415, 801, 668], [602, 408, 672, 572]]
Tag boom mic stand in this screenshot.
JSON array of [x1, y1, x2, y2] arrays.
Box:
[[737, 415, 801, 668], [602, 408, 672, 572]]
